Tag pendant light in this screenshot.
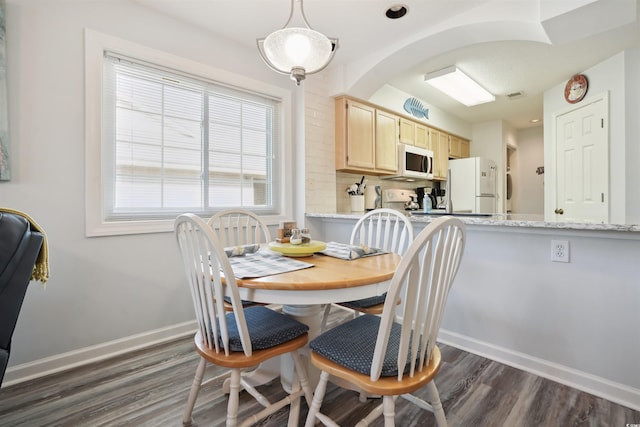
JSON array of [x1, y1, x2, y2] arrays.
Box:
[[257, 0, 338, 85]]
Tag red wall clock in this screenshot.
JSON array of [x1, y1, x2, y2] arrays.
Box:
[[564, 74, 588, 104]]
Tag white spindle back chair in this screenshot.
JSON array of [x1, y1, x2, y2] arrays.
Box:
[[208, 209, 271, 311], [207, 209, 271, 247], [175, 213, 312, 427], [351, 208, 413, 256], [305, 216, 466, 427], [322, 208, 414, 330]]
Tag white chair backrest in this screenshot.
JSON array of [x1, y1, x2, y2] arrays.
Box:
[[175, 213, 252, 357], [207, 209, 271, 247], [350, 208, 414, 255], [370, 216, 466, 381]]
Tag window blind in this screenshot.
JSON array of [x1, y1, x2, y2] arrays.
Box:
[[102, 53, 280, 221]]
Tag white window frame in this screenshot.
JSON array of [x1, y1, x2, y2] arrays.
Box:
[[85, 29, 293, 236]]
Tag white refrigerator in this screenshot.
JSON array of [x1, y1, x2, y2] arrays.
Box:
[[449, 157, 497, 213]]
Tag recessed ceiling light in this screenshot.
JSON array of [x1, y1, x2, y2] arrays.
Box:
[[530, 118, 542, 123], [386, 4, 408, 19]]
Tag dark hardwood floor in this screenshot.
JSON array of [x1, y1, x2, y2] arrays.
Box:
[[1, 316, 638, 426]]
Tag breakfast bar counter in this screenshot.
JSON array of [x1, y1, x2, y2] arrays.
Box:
[[305, 212, 640, 412], [306, 212, 640, 233]]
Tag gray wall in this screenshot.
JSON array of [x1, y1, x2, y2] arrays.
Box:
[[2, 0, 292, 372], [307, 215, 640, 410]]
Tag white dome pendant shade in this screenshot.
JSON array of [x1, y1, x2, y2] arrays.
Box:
[[262, 28, 332, 75], [257, 0, 338, 85]]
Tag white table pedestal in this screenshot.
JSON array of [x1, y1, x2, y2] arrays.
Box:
[[223, 303, 324, 394]]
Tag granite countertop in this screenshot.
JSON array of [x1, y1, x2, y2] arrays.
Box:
[[305, 212, 640, 233]]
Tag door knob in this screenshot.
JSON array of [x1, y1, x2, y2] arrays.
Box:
[[554, 208, 564, 215]]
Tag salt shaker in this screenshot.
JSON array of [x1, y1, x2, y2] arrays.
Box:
[[290, 228, 302, 245]]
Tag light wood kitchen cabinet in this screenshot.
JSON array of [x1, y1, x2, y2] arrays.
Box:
[[399, 117, 414, 145], [335, 96, 398, 174], [336, 97, 375, 171], [375, 110, 399, 172], [398, 117, 429, 149], [414, 123, 429, 149], [449, 135, 470, 158], [431, 128, 450, 180], [449, 135, 461, 158], [460, 139, 470, 157]]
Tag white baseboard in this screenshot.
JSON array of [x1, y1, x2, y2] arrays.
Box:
[[2, 320, 197, 388], [438, 329, 640, 412], [4, 322, 639, 413]]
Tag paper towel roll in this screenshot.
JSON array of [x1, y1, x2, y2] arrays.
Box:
[[364, 185, 378, 210]]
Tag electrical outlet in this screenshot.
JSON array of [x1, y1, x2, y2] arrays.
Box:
[[551, 240, 570, 263]]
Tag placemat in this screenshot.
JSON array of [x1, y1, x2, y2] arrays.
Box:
[[320, 241, 388, 260], [226, 251, 314, 278]]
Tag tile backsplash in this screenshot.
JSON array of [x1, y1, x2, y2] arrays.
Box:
[[336, 172, 431, 212]]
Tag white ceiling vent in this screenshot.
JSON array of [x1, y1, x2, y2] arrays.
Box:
[[506, 91, 525, 100]]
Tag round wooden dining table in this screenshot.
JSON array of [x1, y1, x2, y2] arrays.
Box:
[[230, 251, 401, 391], [236, 251, 401, 304], [236, 251, 400, 336]]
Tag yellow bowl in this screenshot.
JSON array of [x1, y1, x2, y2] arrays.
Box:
[[268, 240, 327, 257]]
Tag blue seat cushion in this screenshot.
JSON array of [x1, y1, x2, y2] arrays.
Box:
[[310, 314, 408, 377], [340, 292, 386, 309], [223, 306, 309, 352]]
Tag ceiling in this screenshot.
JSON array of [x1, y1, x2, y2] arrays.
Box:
[[134, 0, 640, 130]]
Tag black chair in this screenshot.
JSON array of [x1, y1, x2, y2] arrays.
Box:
[[0, 212, 44, 386]]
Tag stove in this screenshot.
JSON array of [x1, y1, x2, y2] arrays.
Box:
[[382, 189, 418, 212]]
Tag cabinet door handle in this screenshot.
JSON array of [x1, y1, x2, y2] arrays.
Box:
[[554, 208, 564, 215]]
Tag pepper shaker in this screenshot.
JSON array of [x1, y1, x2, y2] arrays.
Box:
[[300, 228, 311, 244]]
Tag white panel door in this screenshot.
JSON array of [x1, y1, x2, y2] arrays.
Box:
[[555, 98, 608, 223]]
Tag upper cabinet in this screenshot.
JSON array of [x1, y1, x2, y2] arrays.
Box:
[[431, 131, 471, 179], [449, 135, 470, 159], [335, 95, 469, 179], [375, 109, 399, 172], [335, 96, 398, 174], [415, 123, 429, 149], [398, 118, 429, 149], [430, 128, 450, 180], [398, 117, 413, 145], [335, 98, 375, 171]]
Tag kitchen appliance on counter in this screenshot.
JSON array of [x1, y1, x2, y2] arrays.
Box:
[[382, 189, 419, 212], [433, 187, 447, 209], [405, 196, 420, 211], [449, 157, 497, 213]]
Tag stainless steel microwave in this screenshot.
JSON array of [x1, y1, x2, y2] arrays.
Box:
[[383, 144, 434, 181]]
